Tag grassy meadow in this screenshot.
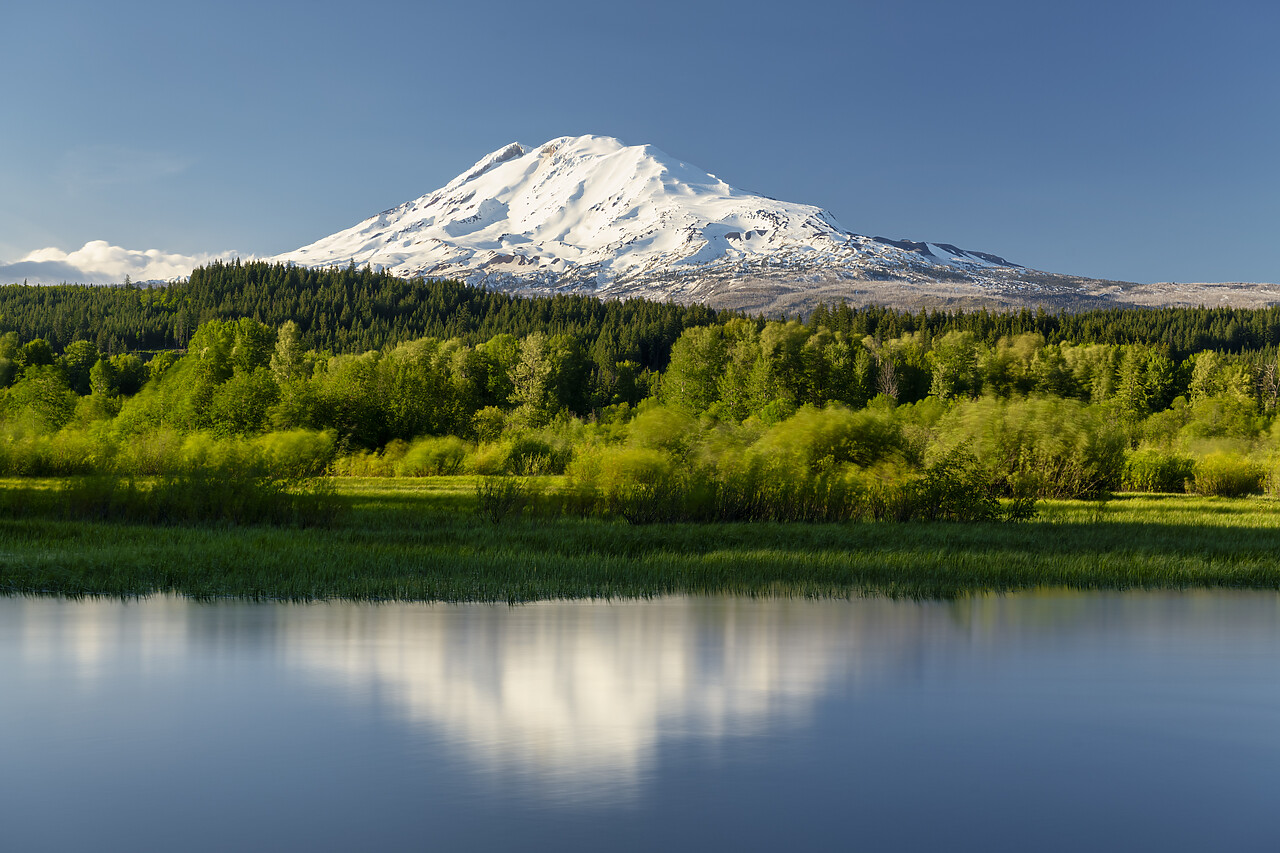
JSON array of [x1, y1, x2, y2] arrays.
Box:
[[3, 475, 1280, 602]]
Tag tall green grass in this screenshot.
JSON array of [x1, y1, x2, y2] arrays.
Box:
[[0, 468, 339, 527], [3, 479, 1280, 602]]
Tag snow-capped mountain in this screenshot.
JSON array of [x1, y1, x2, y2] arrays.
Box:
[[271, 135, 1123, 312]]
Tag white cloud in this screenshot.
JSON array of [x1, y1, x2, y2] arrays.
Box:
[[0, 241, 242, 285]]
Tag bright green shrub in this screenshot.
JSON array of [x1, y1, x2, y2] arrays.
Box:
[[909, 451, 1003, 522], [505, 435, 558, 475], [748, 404, 909, 472], [331, 445, 398, 477], [1192, 452, 1263, 497], [465, 441, 511, 476], [254, 429, 337, 477], [395, 435, 469, 476], [178, 432, 253, 472], [506, 430, 574, 475], [563, 437, 1026, 525], [1123, 448, 1193, 493], [627, 405, 700, 455], [592, 446, 693, 523], [46, 428, 116, 475], [114, 428, 186, 475], [0, 426, 117, 476], [937, 396, 1125, 499]]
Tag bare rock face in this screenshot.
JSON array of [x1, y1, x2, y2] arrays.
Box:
[[275, 135, 1278, 312]]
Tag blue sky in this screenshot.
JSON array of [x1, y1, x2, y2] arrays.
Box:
[[3, 0, 1277, 284]]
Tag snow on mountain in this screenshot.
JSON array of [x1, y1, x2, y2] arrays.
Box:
[[273, 135, 1046, 310]]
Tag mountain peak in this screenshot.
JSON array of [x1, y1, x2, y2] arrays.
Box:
[[450, 141, 527, 189], [274, 135, 1030, 311]]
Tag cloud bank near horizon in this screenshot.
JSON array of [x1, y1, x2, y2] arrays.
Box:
[[0, 241, 242, 285]]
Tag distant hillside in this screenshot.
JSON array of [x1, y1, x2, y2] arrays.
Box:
[[4, 262, 1280, 362]]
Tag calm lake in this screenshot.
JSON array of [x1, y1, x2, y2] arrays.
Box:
[[2, 592, 1278, 852]]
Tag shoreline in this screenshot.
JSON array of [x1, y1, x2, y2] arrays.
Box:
[[3, 478, 1280, 602]]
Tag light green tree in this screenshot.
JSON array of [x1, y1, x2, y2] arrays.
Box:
[[270, 320, 307, 382], [662, 325, 727, 413], [929, 331, 982, 400]]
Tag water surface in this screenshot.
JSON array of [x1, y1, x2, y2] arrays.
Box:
[[2, 592, 1278, 852]]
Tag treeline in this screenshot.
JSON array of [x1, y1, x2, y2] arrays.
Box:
[[660, 322, 1278, 422], [0, 316, 652, 455], [3, 315, 1277, 438], [7, 261, 1280, 366], [0, 261, 729, 369], [807, 302, 1280, 357], [2, 312, 1280, 519]]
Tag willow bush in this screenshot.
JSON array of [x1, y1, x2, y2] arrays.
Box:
[[396, 435, 469, 476], [1192, 452, 1263, 497], [936, 396, 1126, 499], [1123, 448, 1193, 493], [560, 406, 1032, 525]]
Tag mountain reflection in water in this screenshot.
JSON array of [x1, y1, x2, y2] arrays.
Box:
[[278, 598, 954, 801]]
